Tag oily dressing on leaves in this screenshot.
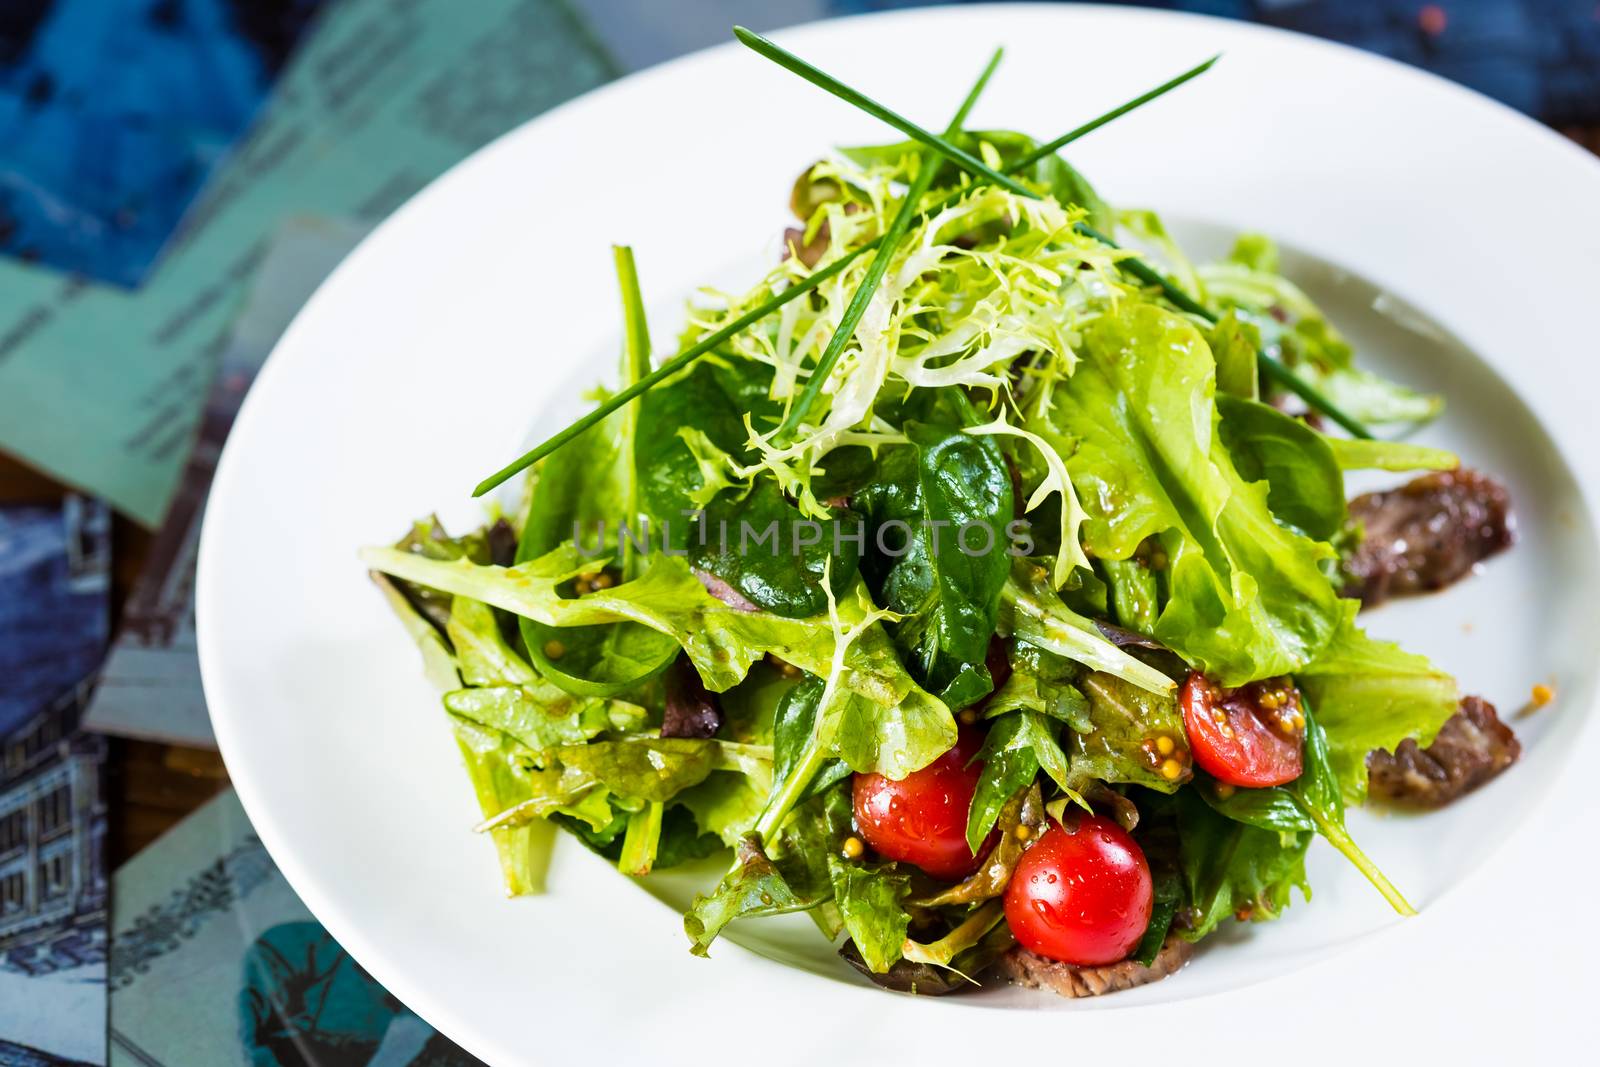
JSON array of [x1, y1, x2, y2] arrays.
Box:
[[1050, 303, 1343, 684]]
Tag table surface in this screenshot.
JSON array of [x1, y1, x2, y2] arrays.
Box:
[[3, 123, 1596, 869]]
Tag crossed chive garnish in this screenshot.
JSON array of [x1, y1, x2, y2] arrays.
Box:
[[472, 29, 1368, 500]]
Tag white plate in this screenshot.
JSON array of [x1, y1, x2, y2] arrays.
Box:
[[199, 5, 1600, 1064]]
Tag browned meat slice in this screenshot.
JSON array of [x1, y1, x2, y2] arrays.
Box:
[[1367, 695, 1520, 808], [996, 935, 1194, 998], [1343, 469, 1513, 607], [781, 224, 830, 269]]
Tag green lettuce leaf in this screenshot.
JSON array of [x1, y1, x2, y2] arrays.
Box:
[[1295, 601, 1459, 801], [684, 835, 819, 957], [1069, 672, 1193, 793], [359, 544, 955, 778], [1176, 788, 1312, 941], [1051, 302, 1342, 684], [1201, 242, 1442, 427], [828, 857, 913, 974]]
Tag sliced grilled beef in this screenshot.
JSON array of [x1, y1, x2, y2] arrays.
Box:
[[996, 934, 1193, 998], [1343, 469, 1513, 607], [1367, 695, 1520, 808]]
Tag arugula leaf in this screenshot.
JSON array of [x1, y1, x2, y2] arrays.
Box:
[[684, 835, 818, 956], [1198, 702, 1415, 915], [1295, 601, 1459, 801], [515, 250, 682, 696], [771, 676, 851, 802], [926, 782, 1045, 906], [1175, 788, 1312, 941], [1051, 303, 1343, 684], [1201, 245, 1442, 427], [1216, 394, 1346, 542], [359, 545, 956, 778], [855, 420, 1013, 707], [966, 712, 1076, 852], [1070, 672, 1193, 793], [1323, 436, 1458, 472], [1133, 867, 1182, 966], [828, 857, 913, 973]]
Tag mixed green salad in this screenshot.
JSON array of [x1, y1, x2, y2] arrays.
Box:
[[362, 32, 1476, 993]]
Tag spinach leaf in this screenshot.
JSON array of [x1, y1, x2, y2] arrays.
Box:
[[855, 420, 1013, 708], [1069, 672, 1193, 794], [688, 479, 860, 617], [828, 856, 913, 973], [1050, 303, 1343, 684], [1175, 788, 1312, 941], [361, 545, 957, 779], [1216, 394, 1345, 542], [683, 835, 819, 957]]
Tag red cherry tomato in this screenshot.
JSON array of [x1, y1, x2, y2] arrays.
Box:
[[1004, 815, 1153, 966], [1180, 672, 1305, 788], [852, 728, 990, 880]]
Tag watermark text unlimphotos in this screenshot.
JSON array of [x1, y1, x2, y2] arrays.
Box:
[[572, 513, 1034, 559]]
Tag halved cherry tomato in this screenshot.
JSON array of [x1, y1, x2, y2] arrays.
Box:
[[1004, 814, 1153, 966], [1180, 671, 1305, 787], [852, 727, 990, 880]]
